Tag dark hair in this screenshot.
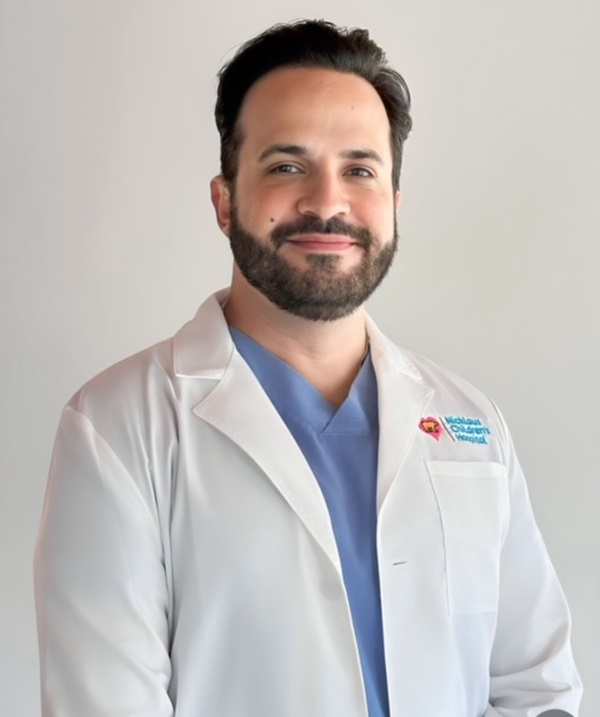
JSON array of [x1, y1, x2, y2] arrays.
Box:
[[215, 20, 412, 191]]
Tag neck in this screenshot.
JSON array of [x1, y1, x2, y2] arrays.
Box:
[[224, 277, 369, 407]]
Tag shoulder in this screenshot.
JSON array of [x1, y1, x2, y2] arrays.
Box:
[[68, 337, 177, 423], [402, 346, 493, 407], [368, 318, 494, 409], [67, 290, 231, 423], [368, 319, 512, 458], [60, 292, 233, 462]]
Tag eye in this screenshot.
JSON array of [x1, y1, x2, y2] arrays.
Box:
[[270, 164, 302, 174], [346, 166, 376, 178]]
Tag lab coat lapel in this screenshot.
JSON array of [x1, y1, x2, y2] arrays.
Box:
[[176, 292, 431, 569], [368, 319, 434, 511], [192, 350, 342, 573]]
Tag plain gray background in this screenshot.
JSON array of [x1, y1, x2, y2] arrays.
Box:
[[1, 1, 598, 714]]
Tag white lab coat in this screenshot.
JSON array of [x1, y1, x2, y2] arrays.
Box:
[[35, 289, 582, 717]]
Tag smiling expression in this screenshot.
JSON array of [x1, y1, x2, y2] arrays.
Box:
[[212, 66, 400, 320]]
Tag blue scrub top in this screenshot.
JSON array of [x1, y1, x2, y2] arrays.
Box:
[[230, 328, 390, 717]]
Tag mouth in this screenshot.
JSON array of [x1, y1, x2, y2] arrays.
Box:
[[285, 233, 359, 252]]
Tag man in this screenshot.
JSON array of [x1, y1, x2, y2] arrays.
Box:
[[34, 20, 582, 717]]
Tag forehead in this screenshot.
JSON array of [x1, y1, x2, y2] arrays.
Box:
[[237, 66, 392, 161]]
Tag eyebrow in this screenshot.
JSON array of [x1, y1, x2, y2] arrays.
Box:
[[340, 148, 384, 165], [258, 144, 308, 162], [257, 144, 384, 165]]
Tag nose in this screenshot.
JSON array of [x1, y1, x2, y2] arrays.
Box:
[[296, 170, 350, 220]]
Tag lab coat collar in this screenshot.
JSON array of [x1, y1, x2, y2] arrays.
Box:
[[174, 290, 342, 571], [365, 317, 435, 510], [173, 289, 430, 386], [172, 290, 434, 561], [173, 289, 233, 379]]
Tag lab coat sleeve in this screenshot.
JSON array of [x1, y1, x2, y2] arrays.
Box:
[[484, 405, 582, 717], [34, 406, 174, 716]]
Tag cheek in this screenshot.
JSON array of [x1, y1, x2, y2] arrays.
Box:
[[239, 186, 296, 227], [357, 196, 396, 234]]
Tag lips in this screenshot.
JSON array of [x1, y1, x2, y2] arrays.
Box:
[[270, 217, 371, 248], [285, 233, 359, 250]]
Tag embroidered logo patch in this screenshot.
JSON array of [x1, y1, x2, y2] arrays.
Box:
[[442, 415, 492, 445], [419, 417, 444, 441]]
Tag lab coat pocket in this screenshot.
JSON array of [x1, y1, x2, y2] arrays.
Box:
[[425, 460, 509, 616]]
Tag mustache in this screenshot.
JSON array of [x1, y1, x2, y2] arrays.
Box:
[[270, 216, 373, 249]]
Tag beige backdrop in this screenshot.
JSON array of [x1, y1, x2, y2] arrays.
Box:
[[1, 0, 597, 714]]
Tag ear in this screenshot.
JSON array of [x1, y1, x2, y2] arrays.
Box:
[[394, 189, 402, 211], [210, 175, 232, 236]]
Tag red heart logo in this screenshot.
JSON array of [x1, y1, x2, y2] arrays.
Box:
[[419, 417, 443, 441]]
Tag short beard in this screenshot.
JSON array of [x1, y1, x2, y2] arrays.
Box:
[[228, 208, 398, 322]]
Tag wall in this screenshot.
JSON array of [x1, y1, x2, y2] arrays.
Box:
[[1, 1, 597, 713]]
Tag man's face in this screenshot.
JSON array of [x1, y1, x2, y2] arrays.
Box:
[[212, 66, 400, 321]]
